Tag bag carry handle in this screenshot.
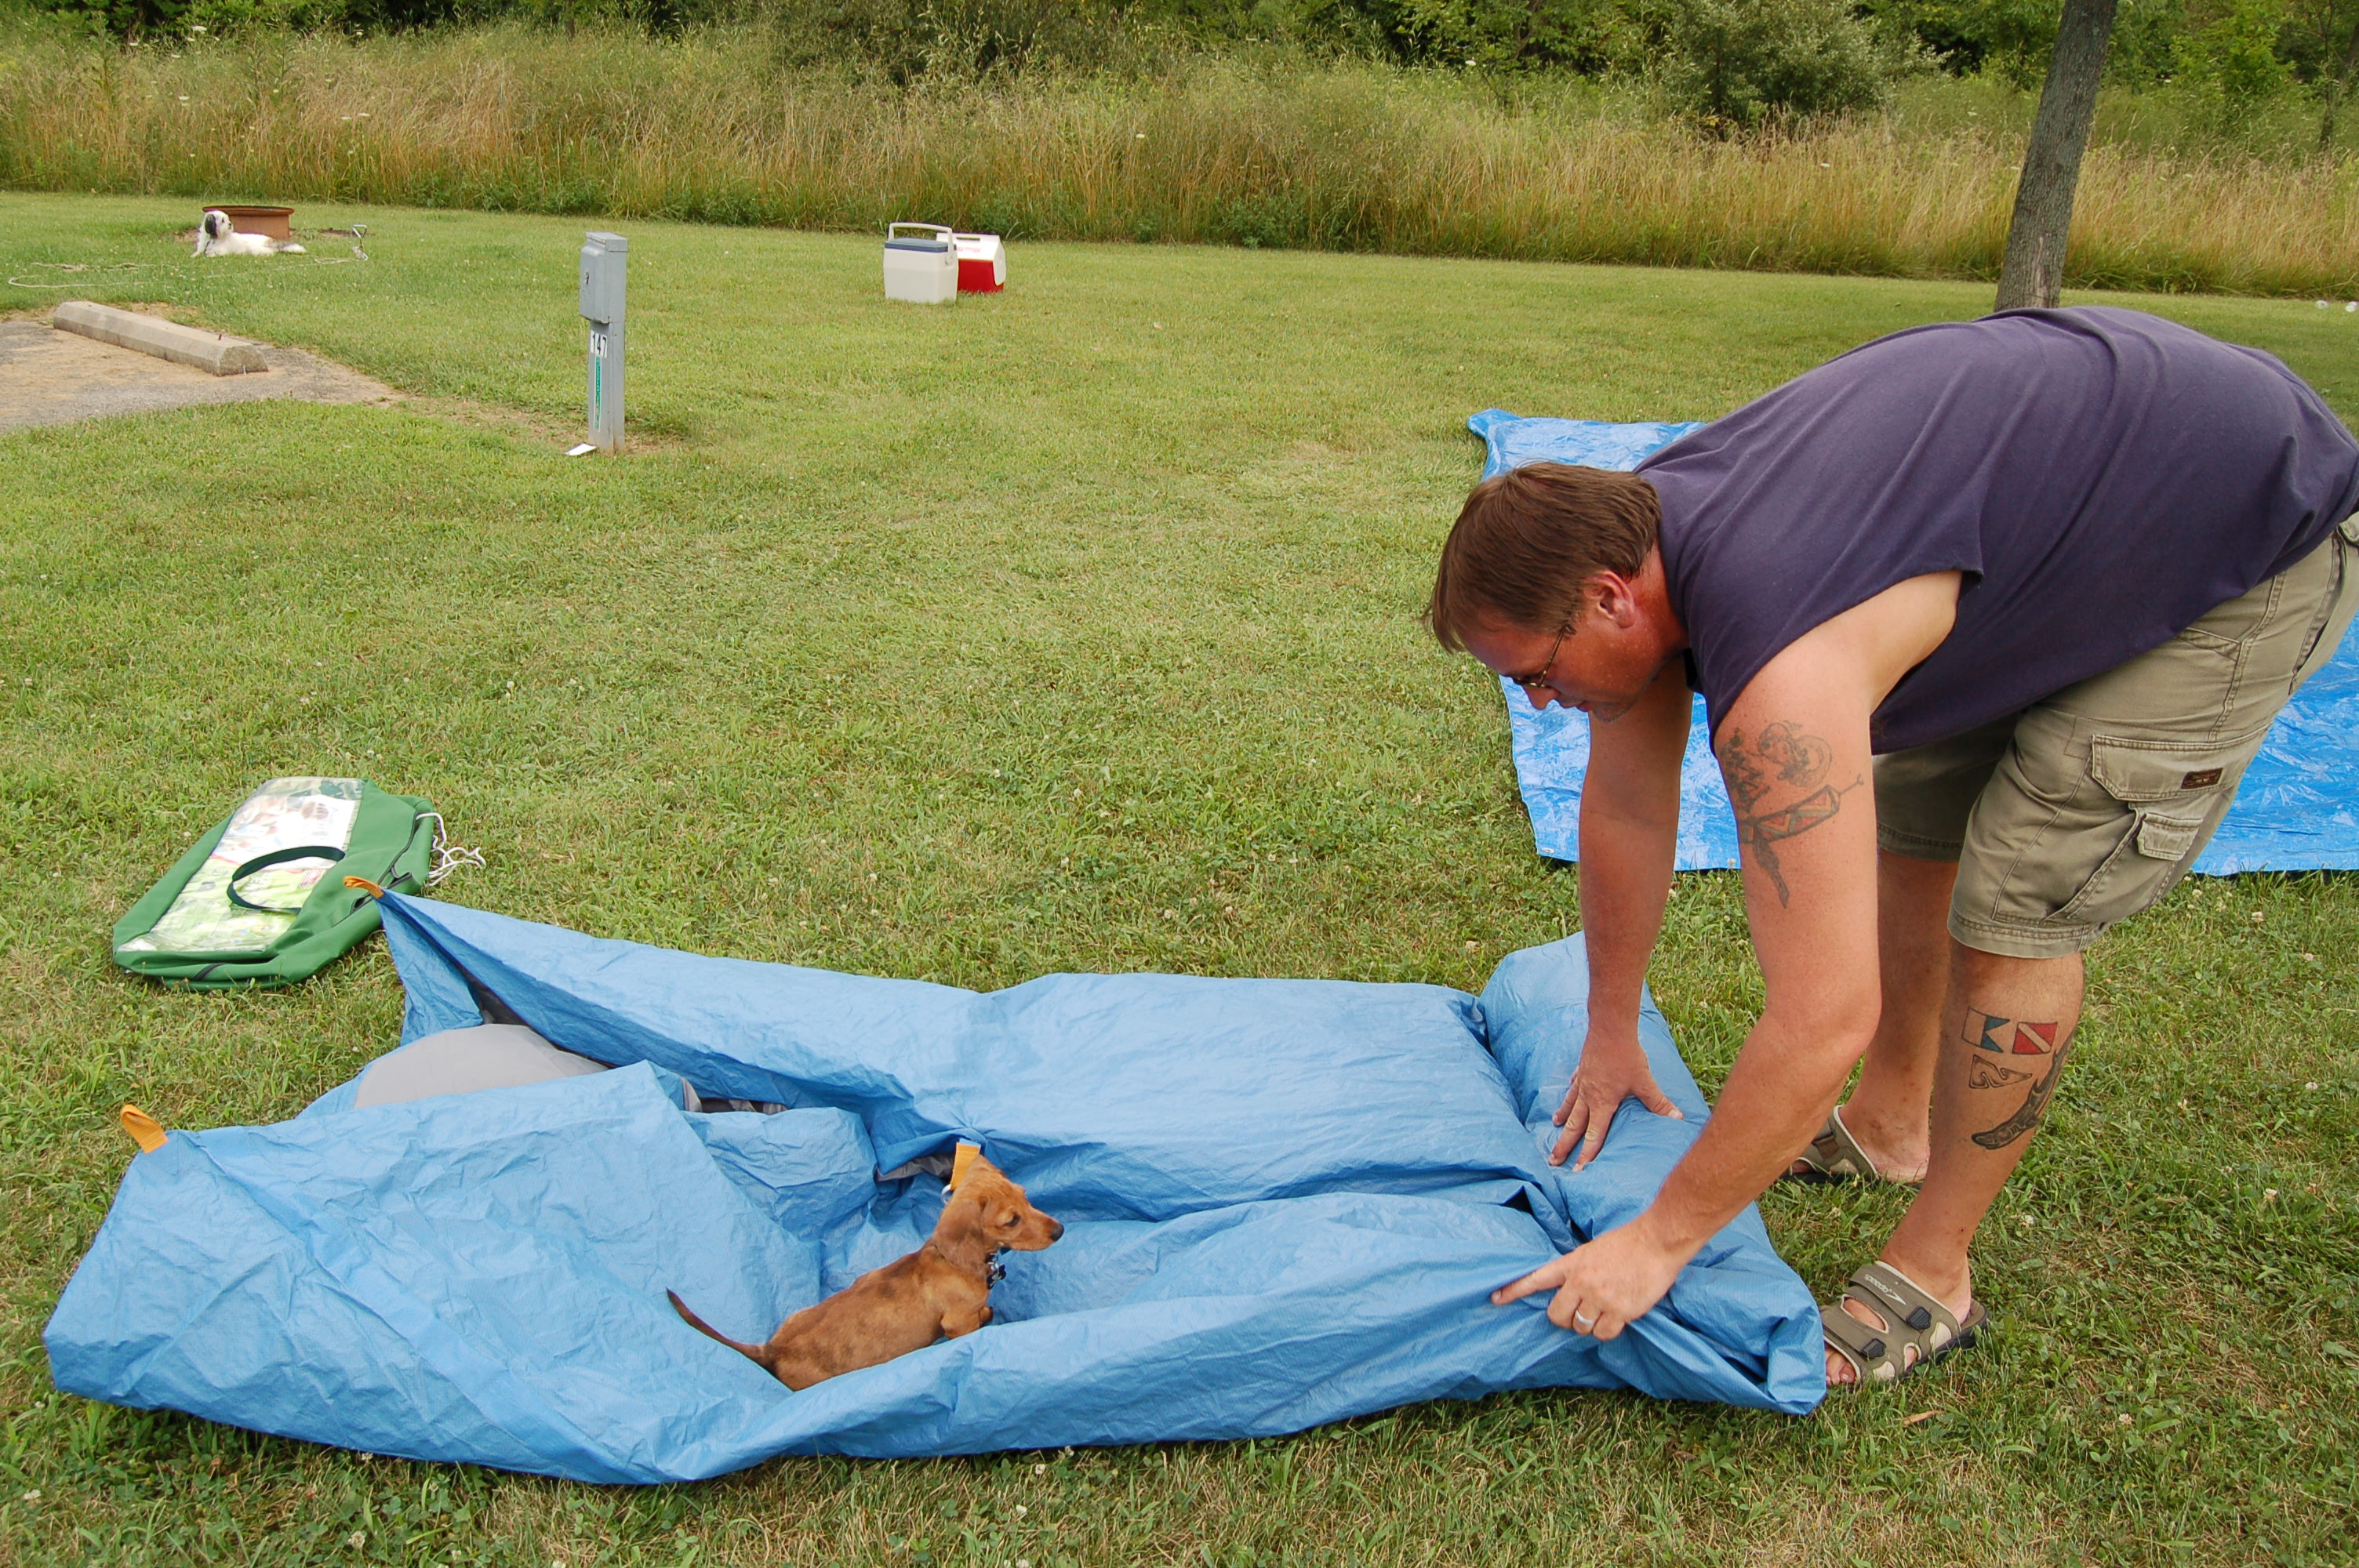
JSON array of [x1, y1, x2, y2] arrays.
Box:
[[225, 845, 347, 914]]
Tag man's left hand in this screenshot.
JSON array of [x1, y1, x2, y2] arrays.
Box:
[[1489, 1218, 1691, 1339]]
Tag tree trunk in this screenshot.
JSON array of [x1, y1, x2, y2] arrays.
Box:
[[1995, 0, 2119, 311]]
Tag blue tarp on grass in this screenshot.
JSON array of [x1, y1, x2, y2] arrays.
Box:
[[46, 894, 1824, 1481], [1471, 408, 2359, 873]]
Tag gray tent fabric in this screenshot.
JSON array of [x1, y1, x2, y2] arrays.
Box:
[[353, 1024, 611, 1109]]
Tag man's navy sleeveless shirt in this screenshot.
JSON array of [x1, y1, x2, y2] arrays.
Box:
[[1637, 307, 2359, 754]]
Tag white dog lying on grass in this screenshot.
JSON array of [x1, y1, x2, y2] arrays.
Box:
[[194, 209, 306, 257]]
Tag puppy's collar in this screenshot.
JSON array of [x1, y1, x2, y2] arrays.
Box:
[[986, 1253, 1006, 1286]]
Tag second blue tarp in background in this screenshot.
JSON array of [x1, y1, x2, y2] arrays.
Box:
[[1470, 408, 2359, 873]]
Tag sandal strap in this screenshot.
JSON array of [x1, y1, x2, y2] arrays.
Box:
[[1820, 1301, 1896, 1381], [1822, 1262, 1972, 1383], [1801, 1106, 1881, 1181], [1850, 1261, 1958, 1341]]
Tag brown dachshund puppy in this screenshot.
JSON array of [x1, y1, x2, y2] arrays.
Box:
[[667, 1149, 1063, 1390]]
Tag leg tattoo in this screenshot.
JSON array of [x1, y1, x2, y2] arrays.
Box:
[[1968, 1056, 2032, 1090], [1964, 1011, 2071, 1150]]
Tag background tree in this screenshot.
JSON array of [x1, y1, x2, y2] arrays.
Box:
[[2286, 0, 2359, 147], [1994, 0, 2117, 310]]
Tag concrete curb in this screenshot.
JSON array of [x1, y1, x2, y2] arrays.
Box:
[[53, 301, 267, 376]]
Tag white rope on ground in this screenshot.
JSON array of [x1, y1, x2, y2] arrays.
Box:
[[9, 236, 369, 290], [5, 262, 186, 289]]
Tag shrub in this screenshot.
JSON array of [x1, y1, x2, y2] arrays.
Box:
[[1856, 0, 2055, 85], [2174, 0, 2299, 113], [1659, 0, 1910, 129], [1299, 0, 1633, 71], [1856, 0, 2201, 89], [769, 0, 1129, 80]]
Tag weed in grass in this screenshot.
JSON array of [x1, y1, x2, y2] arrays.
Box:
[[0, 194, 2354, 1563]]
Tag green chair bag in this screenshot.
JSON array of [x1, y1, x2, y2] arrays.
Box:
[[112, 777, 438, 989]]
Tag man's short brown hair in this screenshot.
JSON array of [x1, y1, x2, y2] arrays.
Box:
[[1426, 463, 1662, 652]]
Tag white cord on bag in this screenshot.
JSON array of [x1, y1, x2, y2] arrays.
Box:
[[420, 812, 485, 887]]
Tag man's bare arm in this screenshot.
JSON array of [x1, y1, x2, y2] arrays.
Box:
[[1642, 574, 1960, 1256], [1576, 659, 1695, 1040], [1496, 572, 1961, 1335], [1554, 659, 1696, 1166], [1639, 678, 1882, 1250]]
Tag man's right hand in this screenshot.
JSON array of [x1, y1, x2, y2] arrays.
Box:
[[1550, 1024, 1684, 1169]]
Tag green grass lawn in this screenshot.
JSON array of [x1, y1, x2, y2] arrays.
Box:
[[2, 191, 2355, 1566]]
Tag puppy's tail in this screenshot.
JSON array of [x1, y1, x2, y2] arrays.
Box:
[[278, 242, 307, 254], [666, 1289, 781, 1377]]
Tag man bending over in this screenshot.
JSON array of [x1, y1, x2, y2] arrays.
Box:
[[1434, 307, 2359, 1385]]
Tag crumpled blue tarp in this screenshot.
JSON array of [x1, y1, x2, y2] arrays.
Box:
[[1471, 408, 2359, 873], [46, 894, 1823, 1480]]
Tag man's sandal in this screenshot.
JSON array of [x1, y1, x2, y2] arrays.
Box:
[[1786, 1105, 1921, 1187], [1820, 1261, 1988, 1385]]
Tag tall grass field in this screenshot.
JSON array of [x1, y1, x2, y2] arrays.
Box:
[[2, 26, 2356, 296]]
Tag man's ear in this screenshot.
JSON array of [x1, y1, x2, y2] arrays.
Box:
[[1586, 571, 1639, 630]]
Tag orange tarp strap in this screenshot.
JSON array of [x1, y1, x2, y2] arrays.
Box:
[[119, 1105, 166, 1154]]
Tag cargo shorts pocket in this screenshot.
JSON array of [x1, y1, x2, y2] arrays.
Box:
[[2048, 732, 2257, 927]]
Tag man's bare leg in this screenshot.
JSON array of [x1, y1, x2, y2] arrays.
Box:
[[1790, 851, 1955, 1181], [1827, 942, 2085, 1384]]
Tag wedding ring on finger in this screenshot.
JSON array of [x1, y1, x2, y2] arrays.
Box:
[[1572, 1309, 1598, 1332]]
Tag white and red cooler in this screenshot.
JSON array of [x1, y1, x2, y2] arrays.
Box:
[[954, 232, 1005, 293]]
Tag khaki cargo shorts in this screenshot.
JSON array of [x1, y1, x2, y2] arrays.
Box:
[[1876, 517, 2359, 960]]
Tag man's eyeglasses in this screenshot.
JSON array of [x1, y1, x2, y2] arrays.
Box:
[[1508, 622, 1572, 695]]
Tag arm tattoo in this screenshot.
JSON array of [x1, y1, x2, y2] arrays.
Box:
[[1965, 1012, 2072, 1149], [1719, 721, 1860, 906]]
